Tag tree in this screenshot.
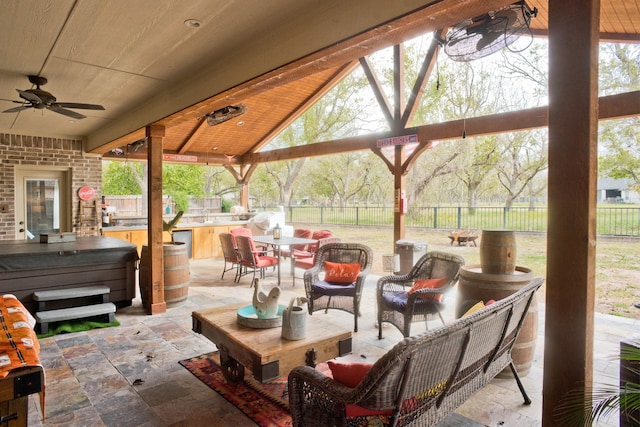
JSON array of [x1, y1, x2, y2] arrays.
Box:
[[259, 71, 374, 206], [162, 164, 206, 212], [598, 43, 640, 192], [102, 160, 144, 195], [306, 151, 377, 208], [599, 118, 640, 193], [454, 136, 501, 212], [494, 130, 548, 209], [202, 165, 237, 197]]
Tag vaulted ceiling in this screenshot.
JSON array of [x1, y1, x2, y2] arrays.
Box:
[[1, 0, 638, 166]]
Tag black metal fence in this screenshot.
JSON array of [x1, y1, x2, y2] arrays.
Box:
[[262, 205, 640, 236]]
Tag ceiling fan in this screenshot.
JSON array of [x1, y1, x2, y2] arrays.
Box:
[[1, 75, 105, 119], [439, 1, 537, 62], [205, 104, 247, 126]]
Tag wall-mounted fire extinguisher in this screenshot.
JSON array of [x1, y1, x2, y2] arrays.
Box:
[[394, 189, 407, 214]]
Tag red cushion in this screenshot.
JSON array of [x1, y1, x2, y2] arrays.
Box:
[[312, 230, 333, 240], [324, 261, 360, 284], [295, 256, 314, 269], [407, 278, 448, 302], [327, 360, 372, 388], [327, 360, 394, 418], [345, 404, 393, 418]]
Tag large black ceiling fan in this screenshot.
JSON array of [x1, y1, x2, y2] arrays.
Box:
[[1, 75, 105, 119]]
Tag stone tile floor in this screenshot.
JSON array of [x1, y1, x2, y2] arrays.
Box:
[[25, 258, 639, 426]]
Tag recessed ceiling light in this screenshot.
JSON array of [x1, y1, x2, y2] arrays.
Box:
[[237, 121, 245, 127], [184, 19, 201, 28]]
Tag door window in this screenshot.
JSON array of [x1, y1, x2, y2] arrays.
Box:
[[15, 168, 70, 240]]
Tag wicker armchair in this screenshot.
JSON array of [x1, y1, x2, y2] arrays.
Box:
[[303, 242, 373, 332], [377, 251, 465, 338], [289, 278, 543, 427]]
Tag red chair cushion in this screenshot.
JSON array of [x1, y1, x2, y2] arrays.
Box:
[[312, 230, 333, 240], [295, 256, 314, 269], [324, 261, 360, 284]]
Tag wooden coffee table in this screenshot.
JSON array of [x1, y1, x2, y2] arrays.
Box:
[[192, 302, 352, 383]]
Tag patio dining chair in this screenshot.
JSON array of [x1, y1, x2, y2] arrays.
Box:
[[218, 232, 241, 282], [377, 251, 465, 338], [280, 228, 313, 260], [235, 235, 278, 286], [303, 242, 372, 332], [292, 236, 341, 286]]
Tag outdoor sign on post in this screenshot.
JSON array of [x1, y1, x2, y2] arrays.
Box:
[[163, 154, 198, 162], [376, 134, 418, 147]]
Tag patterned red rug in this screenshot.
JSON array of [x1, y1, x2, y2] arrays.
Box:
[[179, 351, 300, 427]]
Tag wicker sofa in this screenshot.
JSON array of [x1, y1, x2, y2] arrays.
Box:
[[289, 278, 544, 427]]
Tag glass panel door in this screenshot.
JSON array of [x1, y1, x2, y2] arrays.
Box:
[[15, 168, 70, 240], [25, 178, 61, 239]]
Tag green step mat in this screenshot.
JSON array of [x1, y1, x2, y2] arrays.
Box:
[[37, 318, 120, 339]]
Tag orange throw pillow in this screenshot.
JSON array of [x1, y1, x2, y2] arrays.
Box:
[[324, 261, 360, 284], [407, 277, 448, 302]]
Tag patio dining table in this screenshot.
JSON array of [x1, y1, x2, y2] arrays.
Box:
[[252, 235, 317, 285]]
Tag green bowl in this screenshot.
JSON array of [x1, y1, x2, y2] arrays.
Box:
[[236, 304, 285, 329]]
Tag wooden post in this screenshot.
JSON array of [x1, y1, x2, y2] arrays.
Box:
[[393, 144, 405, 246], [543, 1, 599, 424], [146, 125, 167, 315]]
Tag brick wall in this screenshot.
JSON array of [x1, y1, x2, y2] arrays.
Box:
[[0, 133, 102, 240]]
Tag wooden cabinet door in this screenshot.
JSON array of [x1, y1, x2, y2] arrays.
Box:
[[102, 230, 147, 256], [212, 225, 231, 257], [129, 230, 148, 255], [192, 227, 215, 259], [102, 230, 131, 242]]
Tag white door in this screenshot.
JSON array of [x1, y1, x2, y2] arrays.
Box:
[[15, 167, 71, 240]]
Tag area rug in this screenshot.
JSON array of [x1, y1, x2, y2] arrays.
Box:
[[37, 318, 120, 339], [180, 352, 484, 427], [179, 351, 296, 427]]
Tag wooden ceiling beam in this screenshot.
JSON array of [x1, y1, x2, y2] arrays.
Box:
[[401, 32, 442, 128], [245, 90, 640, 164], [177, 119, 209, 154], [360, 56, 394, 126]]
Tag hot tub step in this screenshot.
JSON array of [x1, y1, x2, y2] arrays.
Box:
[[35, 303, 116, 334]]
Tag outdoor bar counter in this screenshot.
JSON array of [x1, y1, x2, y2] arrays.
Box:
[[102, 219, 249, 260], [0, 236, 138, 314]]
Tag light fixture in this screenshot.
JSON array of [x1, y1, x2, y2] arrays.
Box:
[[206, 104, 247, 126], [237, 121, 245, 127], [184, 19, 201, 28], [127, 138, 147, 153]]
